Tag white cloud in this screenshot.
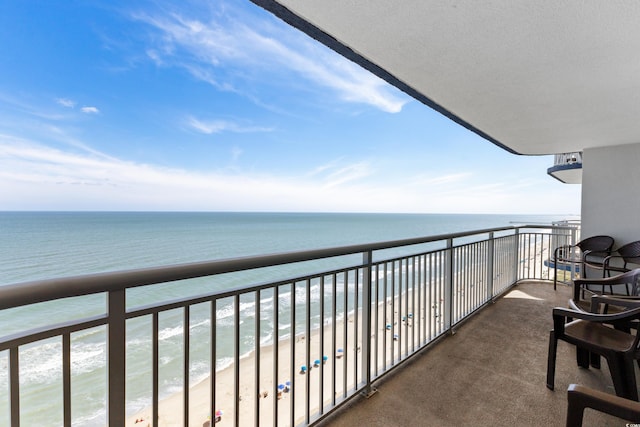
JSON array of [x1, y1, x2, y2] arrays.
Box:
[[81, 106, 100, 114], [0, 137, 581, 214], [56, 98, 76, 108], [133, 4, 408, 113], [187, 117, 273, 134]]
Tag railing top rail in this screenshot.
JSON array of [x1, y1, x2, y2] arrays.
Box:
[[0, 224, 568, 310]]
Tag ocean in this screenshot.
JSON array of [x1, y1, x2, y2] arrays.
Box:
[[0, 212, 573, 426]]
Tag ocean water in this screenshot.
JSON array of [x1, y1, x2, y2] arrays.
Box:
[[0, 212, 573, 425]]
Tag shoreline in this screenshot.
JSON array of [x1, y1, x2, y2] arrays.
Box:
[[125, 281, 449, 427], [125, 314, 358, 427]]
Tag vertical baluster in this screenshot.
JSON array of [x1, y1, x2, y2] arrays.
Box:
[[254, 290, 260, 427], [342, 271, 348, 397], [305, 279, 311, 425], [184, 306, 190, 427], [399, 259, 404, 359], [290, 283, 296, 427], [319, 276, 325, 415], [411, 256, 416, 353], [63, 333, 71, 427], [353, 268, 359, 389], [234, 295, 240, 427], [382, 262, 387, 373], [153, 312, 159, 427], [272, 287, 279, 427], [418, 255, 423, 347], [390, 261, 395, 365], [331, 273, 337, 407], [9, 346, 19, 427], [405, 257, 410, 355], [373, 263, 379, 377], [209, 301, 216, 427], [487, 233, 495, 302]]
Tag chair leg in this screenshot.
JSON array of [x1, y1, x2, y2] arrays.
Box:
[[547, 331, 558, 390], [576, 347, 590, 369], [623, 358, 639, 402], [590, 352, 601, 369], [607, 355, 639, 401]]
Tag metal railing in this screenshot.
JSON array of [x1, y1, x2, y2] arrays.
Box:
[[553, 152, 582, 166], [0, 224, 578, 427]]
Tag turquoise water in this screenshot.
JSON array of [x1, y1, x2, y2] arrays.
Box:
[[0, 212, 573, 425]]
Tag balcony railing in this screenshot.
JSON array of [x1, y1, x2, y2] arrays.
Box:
[[0, 224, 579, 427]]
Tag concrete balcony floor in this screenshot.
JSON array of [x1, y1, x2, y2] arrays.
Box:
[[319, 280, 628, 427]]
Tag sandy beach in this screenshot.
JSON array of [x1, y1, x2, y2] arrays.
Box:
[[125, 283, 429, 427]]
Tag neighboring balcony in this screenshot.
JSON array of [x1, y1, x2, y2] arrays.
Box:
[[1, 223, 599, 427], [547, 153, 583, 184]]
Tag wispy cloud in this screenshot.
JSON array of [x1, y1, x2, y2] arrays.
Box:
[[132, 2, 408, 113], [307, 159, 373, 188], [187, 117, 273, 134], [81, 106, 100, 114], [56, 98, 76, 108], [0, 137, 580, 213]]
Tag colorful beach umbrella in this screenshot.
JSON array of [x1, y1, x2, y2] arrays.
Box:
[[278, 384, 285, 390], [216, 410, 223, 416]]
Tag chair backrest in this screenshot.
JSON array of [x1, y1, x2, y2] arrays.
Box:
[[602, 268, 640, 295], [617, 240, 640, 266], [576, 235, 614, 253]]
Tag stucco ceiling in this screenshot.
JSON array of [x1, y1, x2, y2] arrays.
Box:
[[252, 0, 640, 155]]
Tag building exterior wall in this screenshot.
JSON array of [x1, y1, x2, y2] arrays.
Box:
[[581, 142, 640, 248]]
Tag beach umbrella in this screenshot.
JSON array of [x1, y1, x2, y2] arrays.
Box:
[[284, 381, 291, 392], [216, 410, 223, 417], [300, 365, 307, 374], [278, 384, 285, 390], [286, 381, 291, 386], [314, 359, 320, 367], [337, 348, 343, 353], [385, 324, 391, 330], [322, 355, 328, 363]]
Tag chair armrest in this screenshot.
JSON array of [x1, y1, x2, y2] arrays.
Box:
[[573, 273, 633, 287], [590, 295, 640, 311], [552, 306, 640, 323], [566, 384, 640, 426]]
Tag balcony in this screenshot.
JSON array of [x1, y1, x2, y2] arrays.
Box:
[[3, 223, 627, 427], [547, 153, 583, 184], [320, 279, 620, 427]]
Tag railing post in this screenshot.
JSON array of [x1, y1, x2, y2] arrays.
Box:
[[108, 289, 126, 427], [487, 232, 495, 301], [445, 238, 454, 332], [361, 250, 376, 397]]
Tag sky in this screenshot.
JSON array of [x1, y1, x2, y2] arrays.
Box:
[[0, 0, 581, 214]]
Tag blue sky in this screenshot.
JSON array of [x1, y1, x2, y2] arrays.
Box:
[[0, 0, 581, 214]]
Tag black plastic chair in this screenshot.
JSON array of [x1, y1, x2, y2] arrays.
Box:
[[553, 235, 614, 289], [547, 297, 640, 401], [566, 384, 640, 427], [569, 268, 640, 313], [603, 240, 640, 277]]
